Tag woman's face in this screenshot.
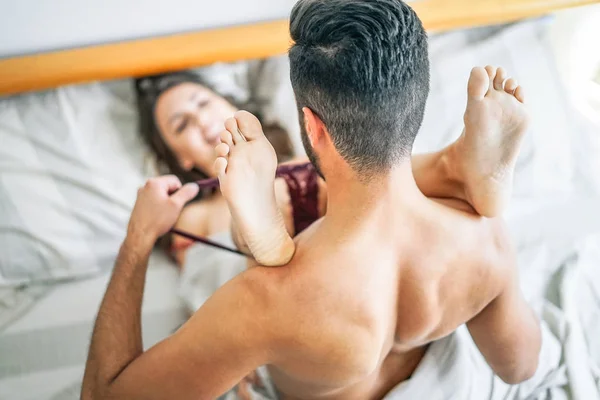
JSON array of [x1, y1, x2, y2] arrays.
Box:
[[154, 82, 238, 176]]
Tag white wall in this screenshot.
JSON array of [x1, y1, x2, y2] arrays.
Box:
[[0, 0, 297, 58]]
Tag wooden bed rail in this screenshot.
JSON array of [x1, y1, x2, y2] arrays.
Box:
[[0, 0, 597, 96]]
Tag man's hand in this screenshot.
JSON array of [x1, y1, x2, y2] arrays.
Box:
[[82, 175, 199, 400], [127, 175, 199, 244]]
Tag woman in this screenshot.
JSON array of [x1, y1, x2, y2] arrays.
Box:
[[135, 70, 321, 267]]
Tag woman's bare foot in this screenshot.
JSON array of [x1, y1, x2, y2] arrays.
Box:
[[451, 66, 529, 217], [215, 111, 295, 266]]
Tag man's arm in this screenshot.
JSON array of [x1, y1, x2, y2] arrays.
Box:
[[81, 233, 151, 399], [466, 223, 542, 384], [82, 176, 271, 399]]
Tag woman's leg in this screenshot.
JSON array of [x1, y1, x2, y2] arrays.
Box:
[[216, 112, 296, 267], [414, 66, 528, 217]]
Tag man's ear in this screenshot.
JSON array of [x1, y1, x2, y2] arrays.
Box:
[[302, 107, 327, 148]]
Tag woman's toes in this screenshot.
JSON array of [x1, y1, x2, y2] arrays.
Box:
[[504, 78, 518, 94], [225, 117, 245, 144], [494, 67, 507, 91], [484, 65, 497, 83], [220, 130, 234, 147], [214, 157, 228, 178], [235, 110, 265, 141], [514, 86, 525, 103], [215, 142, 230, 158], [467, 67, 489, 100]]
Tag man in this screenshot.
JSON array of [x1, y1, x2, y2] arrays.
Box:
[[81, 0, 540, 399]]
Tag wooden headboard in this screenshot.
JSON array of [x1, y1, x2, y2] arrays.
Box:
[[0, 0, 597, 96]]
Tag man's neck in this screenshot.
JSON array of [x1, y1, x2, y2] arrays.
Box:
[[324, 161, 424, 223]]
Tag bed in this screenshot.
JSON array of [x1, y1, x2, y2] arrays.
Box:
[[1, 1, 600, 399], [0, 0, 597, 96]]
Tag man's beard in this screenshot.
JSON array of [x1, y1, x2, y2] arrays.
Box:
[[300, 122, 325, 180]]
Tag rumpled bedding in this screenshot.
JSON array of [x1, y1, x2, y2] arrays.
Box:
[[1, 17, 599, 400]]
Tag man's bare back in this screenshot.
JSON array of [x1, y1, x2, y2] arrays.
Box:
[[80, 1, 541, 397], [212, 66, 539, 399]]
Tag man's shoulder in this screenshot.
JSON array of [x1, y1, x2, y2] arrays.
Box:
[[235, 266, 305, 319], [223, 267, 286, 309], [458, 216, 516, 300], [433, 199, 514, 265], [184, 268, 291, 354], [426, 206, 515, 296]]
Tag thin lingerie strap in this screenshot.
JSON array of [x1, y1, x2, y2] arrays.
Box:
[[170, 228, 245, 256], [170, 162, 319, 256]]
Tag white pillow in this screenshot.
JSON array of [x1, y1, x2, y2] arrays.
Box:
[[0, 81, 148, 286]]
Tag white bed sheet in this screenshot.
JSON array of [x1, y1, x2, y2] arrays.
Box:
[[0, 251, 187, 400]]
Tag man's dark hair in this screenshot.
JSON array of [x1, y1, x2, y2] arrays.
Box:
[[289, 0, 430, 174]]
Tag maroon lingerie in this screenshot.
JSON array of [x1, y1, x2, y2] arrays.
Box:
[[170, 162, 320, 256]]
